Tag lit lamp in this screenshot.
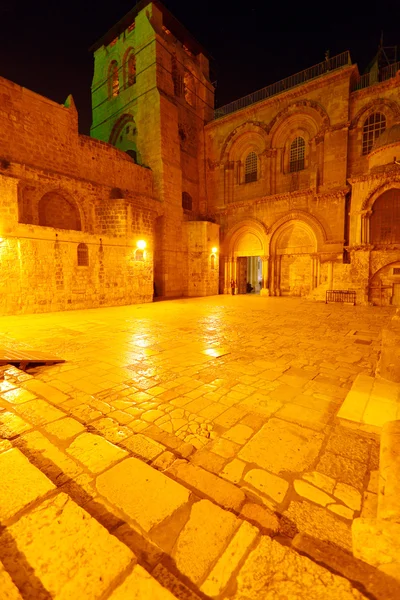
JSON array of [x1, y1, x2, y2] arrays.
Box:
[[211, 247, 218, 254], [137, 240, 146, 250]]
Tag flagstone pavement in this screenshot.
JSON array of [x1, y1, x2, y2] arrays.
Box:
[[0, 295, 398, 598]]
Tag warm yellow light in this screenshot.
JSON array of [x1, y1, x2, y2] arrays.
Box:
[[0, 238, 3, 243], [211, 247, 218, 253], [137, 240, 146, 250]]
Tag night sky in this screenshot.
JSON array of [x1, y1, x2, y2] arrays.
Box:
[[1, 0, 399, 134]]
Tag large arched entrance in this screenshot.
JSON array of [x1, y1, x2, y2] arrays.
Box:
[[270, 220, 318, 296], [224, 221, 268, 295], [369, 261, 400, 306]]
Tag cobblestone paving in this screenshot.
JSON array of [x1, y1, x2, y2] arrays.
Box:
[[0, 296, 398, 598]]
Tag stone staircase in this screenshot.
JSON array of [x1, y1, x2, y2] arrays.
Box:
[[1, 365, 400, 600]]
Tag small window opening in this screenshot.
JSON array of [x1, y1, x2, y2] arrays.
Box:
[[362, 112, 386, 155], [77, 243, 89, 266], [182, 192, 192, 211], [245, 152, 258, 183], [289, 137, 305, 172]]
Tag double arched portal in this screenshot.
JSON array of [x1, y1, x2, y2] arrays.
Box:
[[224, 215, 323, 297]]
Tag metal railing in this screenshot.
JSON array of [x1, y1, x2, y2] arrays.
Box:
[[326, 290, 356, 305], [214, 51, 352, 120], [351, 61, 400, 91]]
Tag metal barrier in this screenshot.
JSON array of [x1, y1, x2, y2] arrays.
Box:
[[326, 290, 356, 305], [214, 51, 352, 120]]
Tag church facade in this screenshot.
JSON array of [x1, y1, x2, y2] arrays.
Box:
[[0, 0, 399, 315]]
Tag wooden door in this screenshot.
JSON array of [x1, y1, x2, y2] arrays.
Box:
[[237, 257, 247, 294]]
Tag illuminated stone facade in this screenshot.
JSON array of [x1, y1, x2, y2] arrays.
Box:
[[0, 0, 400, 314]]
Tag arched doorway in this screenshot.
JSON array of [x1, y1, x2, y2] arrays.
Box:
[[224, 221, 268, 295], [270, 220, 317, 296]]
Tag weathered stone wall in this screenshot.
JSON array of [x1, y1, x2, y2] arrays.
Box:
[[186, 221, 219, 297], [0, 74, 158, 316]]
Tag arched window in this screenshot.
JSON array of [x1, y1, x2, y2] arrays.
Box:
[[289, 137, 305, 172], [135, 249, 144, 261], [184, 71, 195, 107], [370, 189, 400, 244], [182, 192, 192, 211], [171, 56, 183, 96], [77, 243, 89, 266], [124, 50, 136, 88], [38, 192, 81, 231], [245, 152, 258, 183], [362, 112, 386, 155], [108, 61, 119, 98]]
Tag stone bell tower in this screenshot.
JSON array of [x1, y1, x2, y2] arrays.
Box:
[[90, 0, 218, 298]]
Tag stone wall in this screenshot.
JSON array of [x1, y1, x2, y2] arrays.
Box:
[[0, 74, 159, 316]]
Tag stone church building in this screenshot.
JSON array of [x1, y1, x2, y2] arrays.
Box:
[[0, 0, 400, 315]]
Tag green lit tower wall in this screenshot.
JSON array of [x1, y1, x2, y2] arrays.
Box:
[[90, 0, 215, 298]]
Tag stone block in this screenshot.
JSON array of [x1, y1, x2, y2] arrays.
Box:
[[109, 564, 177, 599], [96, 457, 190, 532], [1, 388, 36, 405], [14, 399, 65, 426], [222, 424, 254, 444], [294, 479, 333, 506], [302, 470, 335, 494], [240, 502, 279, 533], [239, 418, 324, 474], [17, 431, 82, 482], [234, 535, 366, 599], [0, 412, 31, 438], [0, 448, 55, 523], [245, 469, 289, 504], [172, 499, 238, 585], [166, 461, 245, 512], [122, 433, 165, 462], [201, 520, 259, 597], [21, 379, 69, 404], [334, 482, 361, 511], [67, 433, 128, 474], [221, 458, 246, 483], [43, 417, 86, 441], [0, 493, 134, 599], [352, 517, 400, 576], [0, 560, 23, 599]]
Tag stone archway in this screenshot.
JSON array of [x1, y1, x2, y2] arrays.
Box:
[[369, 260, 400, 306], [270, 220, 318, 296]]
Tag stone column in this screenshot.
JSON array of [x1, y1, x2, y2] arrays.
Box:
[[260, 256, 270, 296], [232, 257, 237, 294], [327, 261, 334, 290], [269, 256, 275, 296], [276, 255, 282, 296], [223, 257, 230, 294]]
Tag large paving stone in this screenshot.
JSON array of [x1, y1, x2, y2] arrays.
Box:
[[0, 448, 55, 523], [167, 461, 245, 512], [352, 517, 400, 575], [122, 433, 165, 462], [172, 499, 238, 585], [21, 379, 69, 404], [231, 535, 367, 599], [316, 451, 368, 490], [238, 418, 324, 474], [96, 457, 190, 532], [244, 469, 289, 504], [67, 432, 128, 474], [0, 493, 133, 599], [201, 520, 259, 597], [0, 412, 31, 438], [325, 425, 371, 463], [14, 399, 65, 426], [282, 500, 352, 551], [109, 564, 178, 599]]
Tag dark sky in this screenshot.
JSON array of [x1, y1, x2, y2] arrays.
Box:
[[1, 0, 399, 134]]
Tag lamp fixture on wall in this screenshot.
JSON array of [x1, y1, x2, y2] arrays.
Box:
[[137, 240, 146, 250], [211, 247, 218, 253]]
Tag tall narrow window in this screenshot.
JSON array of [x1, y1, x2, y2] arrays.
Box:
[[184, 71, 195, 107], [124, 50, 136, 88], [182, 192, 192, 211], [289, 137, 305, 172], [109, 61, 119, 98], [362, 112, 386, 155], [171, 56, 183, 96], [77, 243, 89, 266], [245, 152, 258, 183]]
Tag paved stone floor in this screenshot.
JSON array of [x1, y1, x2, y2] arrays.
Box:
[[0, 296, 398, 598]]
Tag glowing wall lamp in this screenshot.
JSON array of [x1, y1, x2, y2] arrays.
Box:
[[211, 247, 218, 254], [137, 240, 146, 250]]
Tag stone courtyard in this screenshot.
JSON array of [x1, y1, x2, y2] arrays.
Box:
[[1, 295, 399, 598]]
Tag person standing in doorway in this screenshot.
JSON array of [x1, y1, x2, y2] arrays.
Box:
[[231, 279, 235, 295]]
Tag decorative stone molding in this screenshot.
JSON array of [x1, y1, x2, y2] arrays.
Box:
[[350, 98, 400, 130]]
